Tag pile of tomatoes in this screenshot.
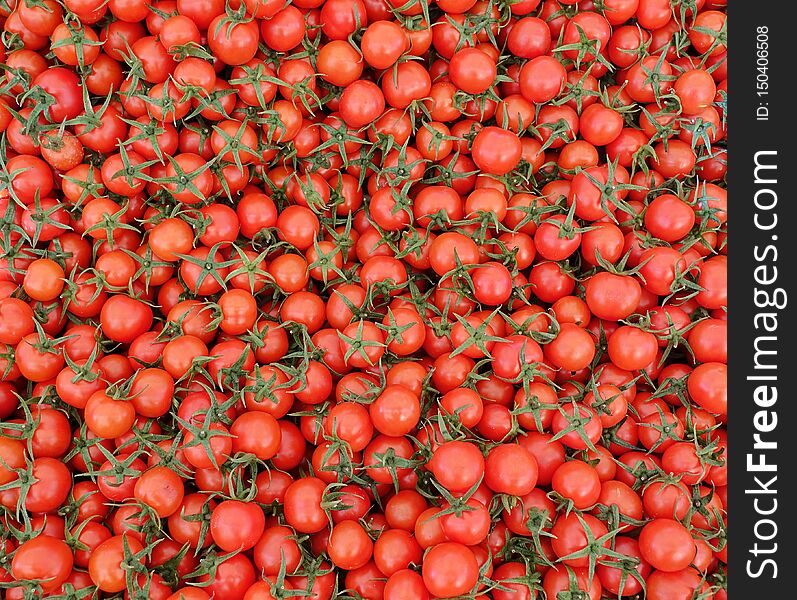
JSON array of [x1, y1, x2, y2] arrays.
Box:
[[0, 0, 727, 598]]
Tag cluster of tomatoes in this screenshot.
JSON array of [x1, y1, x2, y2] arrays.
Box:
[[0, 0, 727, 598]]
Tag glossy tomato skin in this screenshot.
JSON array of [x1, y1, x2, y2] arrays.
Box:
[[34, 68, 84, 121], [543, 565, 602, 600], [647, 568, 713, 600], [638, 519, 697, 572], [89, 535, 146, 593], [283, 478, 329, 534], [11, 536, 73, 592], [133, 466, 185, 518], [428, 441, 485, 493], [422, 543, 479, 598], [100, 295, 153, 343]]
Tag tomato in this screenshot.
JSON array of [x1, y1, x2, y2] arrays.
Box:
[[0, 298, 35, 344], [166, 494, 216, 550], [551, 460, 601, 509], [687, 362, 727, 415], [439, 497, 490, 545], [208, 17, 259, 65], [688, 318, 727, 363], [428, 441, 484, 493], [372, 529, 422, 577], [545, 323, 596, 371], [449, 48, 496, 95], [197, 553, 256, 600], [83, 390, 136, 439], [607, 326, 658, 371], [39, 130, 84, 170], [88, 535, 145, 593], [323, 401, 373, 451], [551, 402, 603, 451], [33, 67, 84, 120], [384, 569, 429, 600], [438, 386, 482, 427], [597, 536, 650, 595], [252, 526, 302, 576], [316, 40, 363, 87], [133, 466, 185, 518], [328, 520, 374, 570], [492, 562, 536, 600], [422, 543, 479, 598], [231, 411, 282, 459], [382, 61, 431, 109], [284, 477, 329, 533], [369, 384, 420, 436], [507, 17, 550, 58], [543, 565, 602, 600], [551, 511, 609, 567], [260, 5, 305, 51], [519, 55, 566, 103], [320, 0, 367, 40], [210, 500, 266, 552], [483, 443, 538, 496], [584, 272, 641, 321], [14, 333, 62, 382], [339, 320, 386, 367], [639, 519, 695, 572], [18, 0, 63, 35], [647, 568, 713, 600], [638, 247, 687, 296], [11, 536, 73, 592], [696, 255, 727, 309], [344, 561, 386, 600], [7, 156, 54, 204], [579, 103, 623, 146], [362, 21, 407, 69], [340, 80, 385, 129], [471, 126, 522, 175]]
